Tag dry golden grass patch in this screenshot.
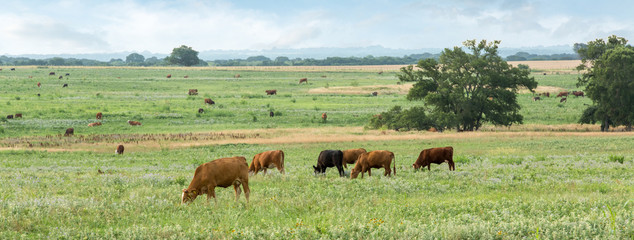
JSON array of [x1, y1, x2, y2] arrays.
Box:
[[308, 83, 413, 95]]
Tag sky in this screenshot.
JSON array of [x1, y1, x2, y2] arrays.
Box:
[[1, 0, 633, 55]]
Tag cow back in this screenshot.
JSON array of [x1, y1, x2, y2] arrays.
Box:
[[343, 148, 367, 164], [189, 157, 248, 189]]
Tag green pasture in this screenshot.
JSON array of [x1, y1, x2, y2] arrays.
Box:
[[0, 134, 632, 239], [0, 67, 591, 138]]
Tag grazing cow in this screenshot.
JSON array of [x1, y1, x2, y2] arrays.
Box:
[[234, 74, 241, 78], [204, 98, 215, 105], [313, 150, 344, 177], [127, 120, 142, 126], [188, 89, 198, 95], [249, 150, 285, 175], [58, 76, 63, 79], [572, 91, 584, 97], [556, 91, 569, 98], [269, 111, 274, 117], [560, 97, 567, 103], [371, 92, 378, 96], [87, 122, 102, 127], [543, 73, 547, 75], [532, 96, 541, 101], [198, 108, 204, 113], [350, 150, 395, 179], [64, 128, 74, 137], [321, 113, 327, 121], [37, 93, 40, 97], [10, 68, 15, 71], [184, 75, 189, 78], [412, 146, 455, 171], [15, 113, 22, 118], [29, 76, 33, 79], [167, 74, 172, 78], [49, 72, 55, 76], [265, 89, 277, 95], [65, 73, 70, 76], [182, 156, 250, 204], [96, 112, 102, 120], [62, 83, 68, 88], [342, 148, 367, 169], [7, 115, 13, 119], [115, 145, 124, 154], [37, 82, 41, 88], [542, 92, 550, 97], [321, 75, 327, 78], [428, 127, 437, 132], [299, 78, 308, 84], [378, 71, 383, 75]]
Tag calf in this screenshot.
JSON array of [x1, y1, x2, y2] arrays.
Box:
[[115, 145, 124, 154], [166, 74, 172, 78], [412, 146, 455, 171], [64, 128, 74, 137], [265, 89, 277, 95], [532, 96, 541, 101], [299, 78, 307, 84], [313, 150, 344, 177], [560, 97, 567, 103], [127, 120, 142, 126], [350, 150, 395, 179], [7, 115, 13, 119], [188, 89, 198, 95], [37, 82, 41, 88], [15, 113, 22, 118], [182, 156, 250, 204], [96, 112, 102, 120], [342, 148, 367, 169], [198, 108, 204, 114], [249, 150, 285, 175], [204, 98, 215, 105], [87, 122, 102, 127]]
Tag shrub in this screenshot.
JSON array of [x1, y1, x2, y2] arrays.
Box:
[[608, 155, 625, 164]]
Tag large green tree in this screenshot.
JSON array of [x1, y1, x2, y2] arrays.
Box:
[[398, 40, 537, 131], [575, 35, 634, 131], [165, 45, 202, 66], [125, 53, 145, 64]]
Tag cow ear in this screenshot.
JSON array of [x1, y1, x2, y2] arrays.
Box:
[[182, 189, 187, 193], [312, 165, 317, 170]]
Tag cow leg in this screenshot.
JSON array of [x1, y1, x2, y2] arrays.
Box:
[[276, 163, 284, 174], [337, 165, 344, 177], [385, 166, 390, 176], [233, 180, 242, 202], [263, 168, 267, 175], [428, 165, 431, 171], [207, 187, 217, 204], [367, 168, 371, 177], [242, 179, 250, 203], [450, 161, 455, 171]]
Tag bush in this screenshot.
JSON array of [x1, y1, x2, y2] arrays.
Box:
[[608, 155, 625, 164], [367, 106, 434, 131]]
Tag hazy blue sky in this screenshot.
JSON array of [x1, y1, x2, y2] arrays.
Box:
[[1, 0, 632, 54]]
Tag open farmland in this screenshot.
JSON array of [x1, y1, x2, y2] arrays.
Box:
[[0, 61, 632, 239]]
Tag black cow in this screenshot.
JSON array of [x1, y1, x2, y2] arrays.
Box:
[[62, 83, 68, 88], [313, 150, 344, 177], [269, 111, 274, 117], [10, 68, 16, 71], [65, 73, 70, 76]]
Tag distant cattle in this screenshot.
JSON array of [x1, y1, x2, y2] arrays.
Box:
[[249, 150, 285, 175], [58, 76, 63, 79], [299, 78, 307, 84], [350, 150, 395, 179], [412, 146, 455, 171], [65, 73, 70, 76], [115, 145, 124, 154], [560, 97, 567, 103], [10, 68, 15, 71], [166, 74, 172, 78], [64, 128, 74, 137], [188, 89, 198, 95], [182, 156, 250, 204], [532, 96, 541, 101], [265, 89, 277, 95], [321, 113, 327, 121], [234, 74, 241, 78], [539, 92, 550, 97], [37, 93, 40, 97], [29, 76, 33, 79], [198, 108, 204, 114], [378, 71, 383, 75], [313, 150, 344, 177], [6, 115, 13, 119], [428, 127, 437, 132], [321, 75, 327, 78], [96, 112, 102, 120], [62, 83, 68, 88], [184, 75, 189, 78], [37, 82, 41, 88], [15, 113, 22, 118], [49, 72, 55, 75], [572, 91, 584, 97], [371, 92, 378, 96], [556, 91, 569, 98], [342, 148, 367, 169], [269, 111, 274, 117], [87, 122, 102, 127], [127, 120, 142, 126], [204, 98, 215, 105]]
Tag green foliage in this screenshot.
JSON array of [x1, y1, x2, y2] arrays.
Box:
[[398, 40, 538, 131], [367, 106, 434, 131], [125, 53, 145, 64], [517, 64, 530, 70], [165, 45, 204, 66], [575, 35, 634, 131], [608, 155, 625, 164]]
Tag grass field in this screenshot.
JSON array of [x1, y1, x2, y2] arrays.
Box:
[[0, 62, 632, 239]]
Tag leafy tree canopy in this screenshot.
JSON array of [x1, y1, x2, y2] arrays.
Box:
[[165, 45, 202, 66], [125, 53, 145, 64]]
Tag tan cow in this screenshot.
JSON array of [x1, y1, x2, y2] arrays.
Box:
[[265, 89, 277, 95], [96, 112, 102, 120], [342, 148, 367, 169], [350, 150, 395, 179], [127, 120, 142, 126], [321, 113, 327, 121], [188, 89, 198, 95], [299, 78, 307, 84], [204, 98, 215, 105], [115, 145, 124, 154], [167, 74, 172, 78], [412, 146, 455, 171], [249, 150, 285, 175], [234, 74, 241, 78], [182, 156, 250, 204], [88, 122, 102, 127]]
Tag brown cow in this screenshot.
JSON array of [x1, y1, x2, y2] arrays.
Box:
[[378, 71, 383, 75], [64, 128, 74, 136], [342, 148, 367, 169], [37, 82, 41, 88], [182, 156, 250, 204], [299, 78, 308, 84], [371, 92, 378, 96], [204, 98, 215, 105], [188, 89, 198, 95], [321, 113, 327, 121], [532, 96, 541, 101], [15, 113, 22, 118], [412, 146, 455, 171], [184, 75, 189, 78], [572, 91, 584, 97], [167, 74, 172, 78], [49, 72, 55, 75], [127, 120, 142, 126], [198, 108, 204, 113], [88, 122, 102, 127], [350, 150, 395, 179], [96, 112, 102, 120], [265, 89, 277, 95], [115, 145, 124, 154], [234, 74, 241, 78], [540, 92, 550, 97], [560, 97, 567, 103], [7, 115, 13, 119], [428, 127, 437, 132], [249, 150, 285, 175], [556, 91, 569, 98]]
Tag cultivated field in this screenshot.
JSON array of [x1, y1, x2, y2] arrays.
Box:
[[0, 62, 632, 239]]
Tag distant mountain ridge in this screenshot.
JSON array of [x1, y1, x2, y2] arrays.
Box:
[[2, 45, 575, 62]]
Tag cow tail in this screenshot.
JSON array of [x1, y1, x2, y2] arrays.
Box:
[[281, 150, 285, 171], [392, 152, 396, 176]]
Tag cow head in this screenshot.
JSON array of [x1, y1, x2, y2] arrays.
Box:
[[412, 163, 421, 170], [181, 189, 198, 204], [313, 165, 322, 175], [350, 168, 361, 179]]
